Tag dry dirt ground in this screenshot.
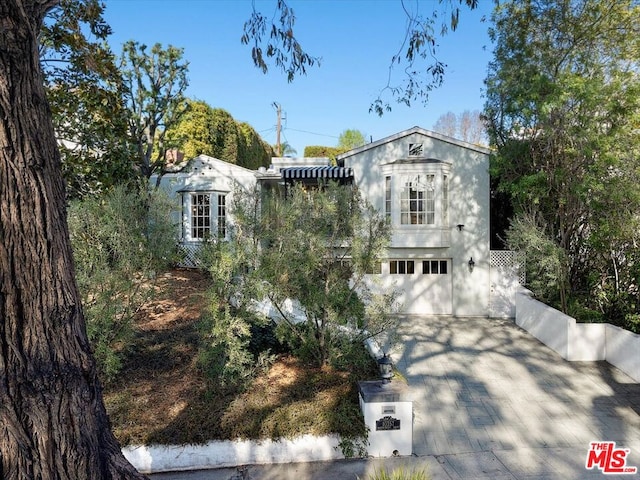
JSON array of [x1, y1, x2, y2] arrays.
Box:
[[103, 268, 366, 446]]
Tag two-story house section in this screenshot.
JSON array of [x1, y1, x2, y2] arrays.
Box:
[[337, 127, 491, 317]]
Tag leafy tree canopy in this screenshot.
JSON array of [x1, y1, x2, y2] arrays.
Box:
[[165, 99, 273, 169], [485, 0, 640, 326], [338, 129, 366, 150], [119, 40, 190, 180], [42, 0, 133, 198]]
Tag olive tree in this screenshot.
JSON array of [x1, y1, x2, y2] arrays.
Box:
[[232, 182, 399, 367]]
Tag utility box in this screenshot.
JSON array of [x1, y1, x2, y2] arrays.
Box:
[[358, 380, 412, 457]]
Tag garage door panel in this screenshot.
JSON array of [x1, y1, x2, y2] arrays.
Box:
[[390, 258, 452, 315]]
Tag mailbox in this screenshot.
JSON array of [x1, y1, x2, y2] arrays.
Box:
[[358, 380, 412, 457]]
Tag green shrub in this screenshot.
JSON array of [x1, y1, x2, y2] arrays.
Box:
[[68, 185, 178, 382], [624, 314, 640, 334], [198, 300, 255, 388], [567, 298, 604, 324]]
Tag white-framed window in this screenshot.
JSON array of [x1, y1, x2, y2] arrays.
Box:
[[185, 192, 227, 241], [382, 156, 451, 231], [385, 176, 391, 220], [400, 174, 435, 225], [423, 260, 448, 275], [390, 260, 415, 275], [409, 143, 423, 156], [191, 193, 211, 239], [217, 194, 226, 238]]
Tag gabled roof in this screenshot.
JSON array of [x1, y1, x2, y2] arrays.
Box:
[[165, 154, 257, 175], [337, 126, 492, 160]]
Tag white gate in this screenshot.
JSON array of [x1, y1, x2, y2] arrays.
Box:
[[489, 251, 525, 318]]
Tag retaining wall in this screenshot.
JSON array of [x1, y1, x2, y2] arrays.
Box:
[[123, 434, 345, 474], [516, 288, 640, 382]]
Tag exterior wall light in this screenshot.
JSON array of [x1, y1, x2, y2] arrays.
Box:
[[456, 224, 464, 231], [378, 353, 393, 383], [468, 257, 475, 272]]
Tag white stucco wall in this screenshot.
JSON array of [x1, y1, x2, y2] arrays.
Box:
[[152, 155, 257, 242], [340, 128, 491, 316]]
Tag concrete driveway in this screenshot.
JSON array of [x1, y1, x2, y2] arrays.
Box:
[[151, 316, 640, 479], [394, 316, 640, 479]]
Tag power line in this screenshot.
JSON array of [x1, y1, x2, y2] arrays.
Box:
[[284, 127, 339, 139]]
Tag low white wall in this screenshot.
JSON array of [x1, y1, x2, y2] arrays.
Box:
[[568, 322, 605, 361], [516, 288, 640, 382], [606, 323, 640, 382], [515, 289, 570, 358], [123, 434, 345, 474]]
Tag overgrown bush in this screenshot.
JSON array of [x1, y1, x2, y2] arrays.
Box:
[[68, 185, 178, 382], [198, 299, 256, 388], [506, 211, 568, 310], [197, 241, 278, 388], [567, 298, 604, 324], [624, 314, 640, 334]]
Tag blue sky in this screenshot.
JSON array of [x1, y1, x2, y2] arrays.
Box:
[[102, 0, 494, 155]]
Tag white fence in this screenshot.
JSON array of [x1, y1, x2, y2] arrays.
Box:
[[516, 288, 640, 382]]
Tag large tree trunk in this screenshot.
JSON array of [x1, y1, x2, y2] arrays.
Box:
[[0, 2, 146, 479]]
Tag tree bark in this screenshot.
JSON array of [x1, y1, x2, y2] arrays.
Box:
[[0, 2, 146, 479]]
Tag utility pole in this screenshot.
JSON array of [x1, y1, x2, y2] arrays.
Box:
[[273, 102, 282, 156]]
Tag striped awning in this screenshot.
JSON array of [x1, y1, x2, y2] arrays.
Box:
[[281, 166, 354, 180]]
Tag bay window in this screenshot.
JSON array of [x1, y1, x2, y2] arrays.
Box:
[[184, 192, 227, 241]]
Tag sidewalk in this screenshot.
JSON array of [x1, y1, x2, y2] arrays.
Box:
[[151, 316, 640, 479]]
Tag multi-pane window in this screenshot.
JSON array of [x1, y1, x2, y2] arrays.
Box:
[[191, 193, 211, 239], [400, 174, 435, 225], [425, 175, 435, 224], [442, 174, 449, 225], [422, 260, 448, 275], [390, 260, 415, 275], [385, 176, 391, 220], [217, 194, 226, 238], [189, 193, 227, 240]]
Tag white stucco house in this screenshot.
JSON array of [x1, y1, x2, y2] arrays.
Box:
[[339, 127, 491, 316], [153, 154, 258, 266], [155, 127, 521, 317]]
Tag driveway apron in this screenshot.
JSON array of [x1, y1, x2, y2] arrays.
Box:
[[393, 316, 640, 479]]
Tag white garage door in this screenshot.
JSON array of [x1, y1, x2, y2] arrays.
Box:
[[389, 259, 452, 315]]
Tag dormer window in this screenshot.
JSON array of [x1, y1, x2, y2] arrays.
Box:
[[409, 143, 423, 157]]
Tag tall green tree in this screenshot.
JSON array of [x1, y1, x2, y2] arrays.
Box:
[[0, 0, 145, 477], [338, 129, 366, 150], [119, 40, 189, 181], [42, 0, 132, 198], [485, 0, 640, 321], [232, 183, 399, 367], [165, 100, 272, 169]]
